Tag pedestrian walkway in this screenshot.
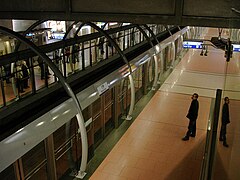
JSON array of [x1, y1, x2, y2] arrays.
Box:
[[89, 28, 240, 180]]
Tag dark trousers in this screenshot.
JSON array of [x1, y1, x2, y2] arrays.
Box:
[[22, 78, 29, 88], [186, 120, 196, 137], [16, 78, 24, 92], [220, 124, 227, 142]]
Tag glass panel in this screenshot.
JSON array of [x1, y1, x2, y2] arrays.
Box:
[[77, 43, 83, 70], [133, 67, 143, 90], [27, 164, 48, 180], [104, 104, 114, 134], [92, 98, 101, 117], [54, 117, 92, 178], [96, 37, 105, 61], [82, 105, 91, 121], [0, 65, 7, 106], [104, 104, 112, 123], [53, 120, 76, 152], [117, 79, 128, 119], [91, 39, 97, 66], [0, 164, 17, 180], [54, 118, 78, 178], [148, 59, 154, 84], [120, 31, 124, 50], [93, 113, 102, 133], [72, 44, 80, 72], [125, 29, 130, 49], [55, 143, 76, 178], [84, 41, 90, 68], [34, 56, 46, 89], [21, 141, 47, 179], [104, 89, 112, 106]]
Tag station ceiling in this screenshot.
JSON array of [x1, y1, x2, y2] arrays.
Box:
[[0, 0, 240, 28]]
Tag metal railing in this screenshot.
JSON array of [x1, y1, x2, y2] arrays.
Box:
[[0, 24, 164, 108], [200, 89, 222, 180]]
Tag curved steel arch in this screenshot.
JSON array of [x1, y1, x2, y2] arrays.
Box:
[[164, 25, 176, 70], [86, 22, 136, 120], [143, 24, 160, 44], [102, 22, 108, 30], [12, 20, 49, 97], [14, 19, 48, 52], [73, 23, 86, 38], [135, 25, 159, 90], [0, 26, 88, 178], [135, 24, 154, 47], [63, 21, 81, 40], [74, 22, 109, 38], [165, 25, 172, 36], [86, 22, 132, 73]]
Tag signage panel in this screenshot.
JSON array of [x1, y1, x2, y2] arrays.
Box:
[[183, 41, 203, 49], [233, 44, 240, 52]]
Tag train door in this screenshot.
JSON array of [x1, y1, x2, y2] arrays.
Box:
[[116, 78, 131, 126], [147, 57, 155, 90], [92, 88, 114, 147], [53, 107, 92, 178], [132, 66, 144, 102], [92, 97, 103, 147], [14, 141, 48, 180]]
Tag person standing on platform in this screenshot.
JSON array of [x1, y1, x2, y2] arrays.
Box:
[[182, 93, 199, 141], [21, 61, 30, 89], [16, 61, 24, 93], [219, 97, 230, 147], [65, 47, 70, 63]]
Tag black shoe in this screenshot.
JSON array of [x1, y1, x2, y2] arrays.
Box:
[[223, 143, 229, 147], [190, 134, 195, 137], [219, 138, 223, 141], [182, 136, 189, 141]]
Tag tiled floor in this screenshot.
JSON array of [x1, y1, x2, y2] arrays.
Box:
[[89, 28, 240, 180], [89, 91, 210, 180]]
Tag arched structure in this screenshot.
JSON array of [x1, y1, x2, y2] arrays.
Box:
[[86, 22, 136, 120], [0, 26, 88, 179], [135, 24, 159, 90], [14, 19, 48, 52]]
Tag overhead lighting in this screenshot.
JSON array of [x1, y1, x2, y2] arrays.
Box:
[[36, 121, 45, 127]]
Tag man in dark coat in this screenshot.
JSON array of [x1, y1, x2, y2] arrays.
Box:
[[219, 97, 230, 147], [182, 93, 199, 141]]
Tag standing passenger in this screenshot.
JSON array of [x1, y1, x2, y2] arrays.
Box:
[[182, 93, 199, 141], [16, 62, 24, 93], [219, 97, 230, 147], [65, 47, 70, 63], [21, 61, 30, 89]]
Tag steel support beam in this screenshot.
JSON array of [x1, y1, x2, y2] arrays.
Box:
[[0, 26, 88, 179], [135, 25, 159, 90], [85, 22, 136, 120]]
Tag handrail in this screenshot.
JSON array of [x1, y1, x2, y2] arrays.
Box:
[[200, 89, 222, 180], [0, 26, 178, 140], [0, 24, 136, 65], [0, 24, 169, 108]]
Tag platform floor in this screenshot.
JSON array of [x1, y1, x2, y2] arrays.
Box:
[[88, 28, 240, 180]]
